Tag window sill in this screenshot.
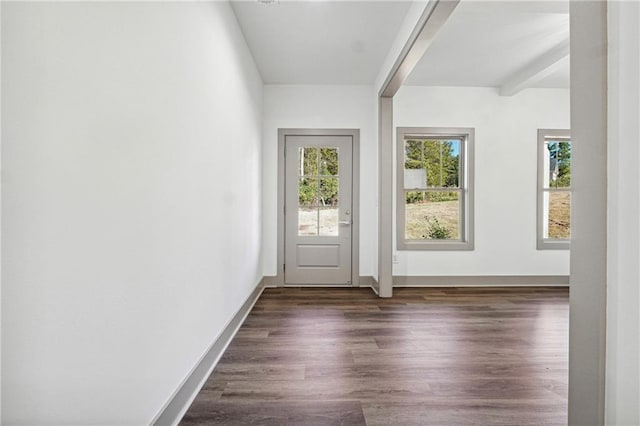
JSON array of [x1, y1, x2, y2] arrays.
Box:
[[397, 240, 474, 251], [537, 239, 570, 250]]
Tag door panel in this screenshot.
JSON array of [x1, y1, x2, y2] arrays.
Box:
[[285, 135, 352, 285], [296, 245, 340, 267]]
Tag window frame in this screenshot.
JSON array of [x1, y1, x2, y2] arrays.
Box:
[[396, 127, 475, 251], [537, 128, 572, 250]]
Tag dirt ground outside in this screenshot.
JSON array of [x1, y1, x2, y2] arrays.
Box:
[[405, 193, 571, 241], [298, 207, 338, 236], [548, 191, 571, 239], [406, 201, 459, 240]]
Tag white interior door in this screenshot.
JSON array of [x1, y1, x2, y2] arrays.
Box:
[[284, 135, 352, 285]]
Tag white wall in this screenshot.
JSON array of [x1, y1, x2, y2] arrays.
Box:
[[393, 86, 570, 276], [606, 1, 640, 424], [2, 2, 263, 425], [262, 85, 376, 278]]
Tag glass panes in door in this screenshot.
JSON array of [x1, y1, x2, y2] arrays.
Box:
[[298, 147, 339, 236]]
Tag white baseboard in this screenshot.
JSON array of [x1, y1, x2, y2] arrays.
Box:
[[250, 275, 561, 297], [261, 275, 280, 288], [260, 275, 380, 293], [283, 284, 353, 287], [359, 275, 379, 294], [151, 279, 265, 426], [393, 275, 569, 287]]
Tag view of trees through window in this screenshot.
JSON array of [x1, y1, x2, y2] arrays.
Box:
[[404, 138, 462, 240], [298, 147, 339, 236], [544, 139, 571, 239]]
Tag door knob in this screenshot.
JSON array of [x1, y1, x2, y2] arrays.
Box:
[[339, 220, 352, 225]]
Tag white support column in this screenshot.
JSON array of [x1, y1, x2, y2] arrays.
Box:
[[606, 1, 640, 424], [378, 97, 393, 297], [568, 1, 608, 424], [376, 0, 460, 298]]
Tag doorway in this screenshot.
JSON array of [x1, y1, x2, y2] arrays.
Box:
[[277, 129, 360, 286], [376, 1, 607, 423]]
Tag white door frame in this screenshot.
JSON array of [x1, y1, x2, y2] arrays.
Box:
[[276, 128, 360, 287]]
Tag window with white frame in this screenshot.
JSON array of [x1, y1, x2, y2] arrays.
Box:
[[538, 129, 571, 250], [396, 127, 474, 250]]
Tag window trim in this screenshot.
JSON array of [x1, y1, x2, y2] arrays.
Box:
[[396, 127, 474, 251], [537, 128, 571, 250]]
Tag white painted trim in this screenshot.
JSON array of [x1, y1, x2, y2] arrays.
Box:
[[283, 284, 353, 288], [370, 277, 380, 295], [151, 279, 265, 426], [500, 39, 570, 96], [537, 128, 572, 250], [396, 127, 475, 251], [357, 275, 373, 288], [393, 275, 569, 287], [262, 276, 380, 294], [358, 275, 379, 294], [262, 276, 281, 288]]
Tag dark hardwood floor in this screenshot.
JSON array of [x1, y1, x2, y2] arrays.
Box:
[[181, 287, 568, 425]]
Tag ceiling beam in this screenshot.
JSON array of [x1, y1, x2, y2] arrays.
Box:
[[499, 38, 570, 96], [380, 0, 460, 98]]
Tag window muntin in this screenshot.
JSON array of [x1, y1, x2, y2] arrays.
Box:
[[397, 128, 474, 250], [538, 129, 571, 249]]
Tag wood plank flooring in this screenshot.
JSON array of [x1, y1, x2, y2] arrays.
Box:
[[181, 287, 568, 425]]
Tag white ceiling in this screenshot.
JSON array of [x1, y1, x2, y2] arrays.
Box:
[[404, 1, 570, 89], [231, 0, 570, 91], [230, 1, 413, 85]]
